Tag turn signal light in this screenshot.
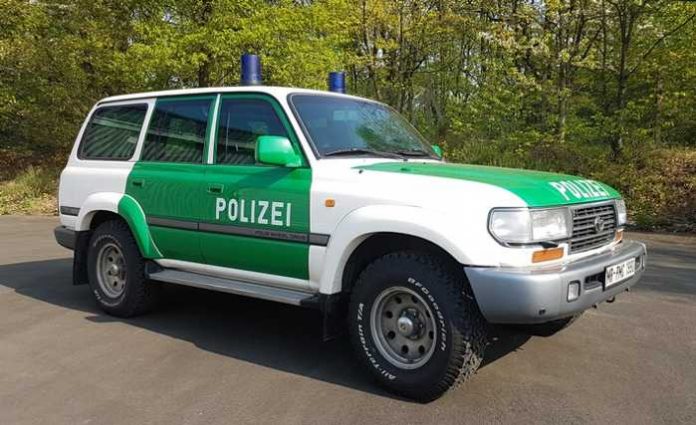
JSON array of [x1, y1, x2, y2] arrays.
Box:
[[532, 247, 564, 263], [325, 199, 335, 207], [615, 230, 623, 242]]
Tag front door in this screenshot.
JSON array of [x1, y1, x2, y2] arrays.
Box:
[[126, 95, 216, 263], [199, 94, 312, 280]]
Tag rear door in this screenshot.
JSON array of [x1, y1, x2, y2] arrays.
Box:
[[126, 95, 216, 262], [199, 94, 312, 281]]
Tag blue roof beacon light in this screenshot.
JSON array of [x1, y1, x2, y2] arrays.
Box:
[[328, 71, 346, 93], [241, 53, 262, 85]]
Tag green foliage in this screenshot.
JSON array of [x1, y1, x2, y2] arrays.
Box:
[[0, 0, 694, 228]]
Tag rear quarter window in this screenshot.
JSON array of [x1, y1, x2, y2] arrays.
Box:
[[78, 104, 147, 160]]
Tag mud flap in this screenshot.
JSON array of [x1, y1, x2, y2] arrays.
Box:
[[72, 230, 91, 286], [322, 294, 348, 342], [299, 293, 347, 342]]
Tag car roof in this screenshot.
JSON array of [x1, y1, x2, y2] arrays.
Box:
[[97, 86, 375, 105]]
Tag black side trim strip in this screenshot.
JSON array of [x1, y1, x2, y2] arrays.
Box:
[[59, 206, 80, 216], [308, 233, 330, 246], [199, 222, 309, 243], [147, 216, 330, 246], [147, 217, 198, 230]]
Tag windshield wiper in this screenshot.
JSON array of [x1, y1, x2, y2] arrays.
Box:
[[323, 148, 402, 159], [395, 149, 433, 157]]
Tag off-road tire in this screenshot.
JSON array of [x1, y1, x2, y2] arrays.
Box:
[[87, 219, 159, 317], [348, 251, 487, 402]]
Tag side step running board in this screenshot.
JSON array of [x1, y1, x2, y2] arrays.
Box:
[[148, 269, 315, 306]]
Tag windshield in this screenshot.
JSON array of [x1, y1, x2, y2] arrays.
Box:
[[289, 94, 437, 158]]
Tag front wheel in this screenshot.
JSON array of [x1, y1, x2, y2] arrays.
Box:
[[87, 219, 159, 317], [348, 251, 487, 402]]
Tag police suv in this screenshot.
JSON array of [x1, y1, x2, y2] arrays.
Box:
[[54, 59, 646, 402]]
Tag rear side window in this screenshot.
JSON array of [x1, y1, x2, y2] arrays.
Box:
[[216, 98, 289, 165], [141, 98, 213, 163], [78, 104, 147, 160]]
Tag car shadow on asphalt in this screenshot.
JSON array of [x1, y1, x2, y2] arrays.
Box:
[[1, 258, 536, 400]]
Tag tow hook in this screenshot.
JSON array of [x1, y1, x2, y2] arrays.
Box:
[[606, 296, 616, 304]]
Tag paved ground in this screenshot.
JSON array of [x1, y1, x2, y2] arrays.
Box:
[[1, 216, 695, 425]]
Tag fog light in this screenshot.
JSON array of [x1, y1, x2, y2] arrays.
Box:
[[567, 281, 580, 302]]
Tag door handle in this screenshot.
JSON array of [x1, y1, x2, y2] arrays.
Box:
[[208, 184, 224, 194], [132, 179, 145, 188]]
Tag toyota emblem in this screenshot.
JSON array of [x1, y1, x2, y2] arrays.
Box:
[[594, 216, 606, 233]]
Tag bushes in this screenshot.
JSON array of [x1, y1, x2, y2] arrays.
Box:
[[615, 148, 696, 231]]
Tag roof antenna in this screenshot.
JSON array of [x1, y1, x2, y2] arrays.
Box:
[[241, 53, 262, 86]]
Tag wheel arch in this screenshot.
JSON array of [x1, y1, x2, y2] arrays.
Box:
[[75, 192, 161, 259], [340, 232, 463, 296], [317, 205, 472, 295]]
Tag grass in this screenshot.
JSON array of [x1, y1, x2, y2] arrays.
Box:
[[0, 166, 59, 215]]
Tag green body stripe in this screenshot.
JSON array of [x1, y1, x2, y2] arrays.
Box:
[[201, 93, 312, 279], [198, 232, 309, 278], [123, 92, 312, 279], [117, 194, 162, 258], [356, 162, 621, 207]]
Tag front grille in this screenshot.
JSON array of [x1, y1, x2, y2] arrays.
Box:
[[569, 203, 617, 253]]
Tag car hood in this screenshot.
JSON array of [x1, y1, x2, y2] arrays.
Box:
[[353, 161, 620, 207]]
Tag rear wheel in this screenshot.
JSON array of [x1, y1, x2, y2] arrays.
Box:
[[348, 251, 487, 402], [87, 219, 159, 317]]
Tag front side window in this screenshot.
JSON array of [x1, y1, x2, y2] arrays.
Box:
[[79, 104, 147, 160], [142, 98, 213, 163], [289, 94, 436, 158], [215, 98, 289, 165]]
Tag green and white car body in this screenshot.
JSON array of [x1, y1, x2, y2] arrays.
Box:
[[55, 84, 647, 400], [56, 86, 646, 325]]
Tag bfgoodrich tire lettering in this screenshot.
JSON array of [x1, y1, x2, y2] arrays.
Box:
[[87, 219, 159, 317], [348, 251, 487, 402]]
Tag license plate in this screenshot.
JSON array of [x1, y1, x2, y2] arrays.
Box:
[[605, 258, 636, 288]]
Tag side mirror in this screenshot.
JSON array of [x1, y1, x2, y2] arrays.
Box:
[[431, 145, 443, 159], [256, 136, 302, 168]]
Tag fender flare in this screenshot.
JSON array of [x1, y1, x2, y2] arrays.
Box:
[[75, 192, 162, 259], [317, 205, 471, 294]]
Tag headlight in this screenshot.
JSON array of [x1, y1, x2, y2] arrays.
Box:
[[615, 199, 627, 226], [489, 207, 571, 244]]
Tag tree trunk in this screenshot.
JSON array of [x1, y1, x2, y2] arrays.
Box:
[[613, 69, 627, 157], [361, 0, 381, 101], [557, 77, 567, 143], [612, 4, 633, 158], [195, 0, 213, 88], [600, 0, 609, 114], [197, 59, 211, 88], [654, 70, 663, 145]]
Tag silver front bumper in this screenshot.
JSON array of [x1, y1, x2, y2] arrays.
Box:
[[465, 240, 647, 324]]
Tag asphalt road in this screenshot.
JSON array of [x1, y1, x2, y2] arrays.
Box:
[[1, 216, 695, 425]]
